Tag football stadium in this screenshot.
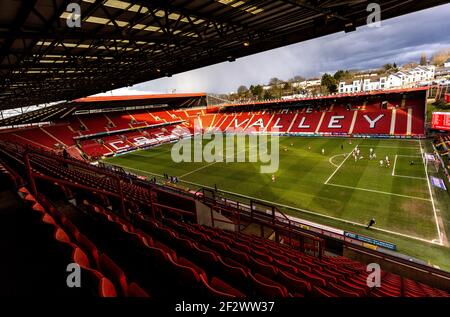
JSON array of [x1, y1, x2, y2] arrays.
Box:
[[1, 0, 450, 304]]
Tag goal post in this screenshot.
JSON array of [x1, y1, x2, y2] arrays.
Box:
[[424, 151, 440, 174]]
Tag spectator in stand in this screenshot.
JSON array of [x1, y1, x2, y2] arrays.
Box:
[[62, 148, 69, 160], [62, 148, 70, 168]]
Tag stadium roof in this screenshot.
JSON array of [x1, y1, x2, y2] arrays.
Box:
[[74, 92, 206, 102], [0, 0, 447, 110]]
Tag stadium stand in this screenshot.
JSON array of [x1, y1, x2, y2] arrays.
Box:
[[0, 90, 427, 161]]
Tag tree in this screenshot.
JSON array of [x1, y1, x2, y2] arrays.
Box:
[[321, 73, 337, 93], [289, 75, 305, 83], [283, 82, 292, 90], [334, 70, 351, 82], [263, 90, 273, 100], [269, 77, 283, 85], [431, 49, 450, 66], [420, 53, 427, 65], [237, 85, 248, 95], [250, 85, 263, 98], [382, 63, 398, 73], [402, 62, 418, 69], [383, 63, 393, 71]]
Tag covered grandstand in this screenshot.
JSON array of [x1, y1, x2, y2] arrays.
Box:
[[0, 88, 429, 161]]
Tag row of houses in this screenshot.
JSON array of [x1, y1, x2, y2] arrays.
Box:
[[338, 65, 436, 93], [262, 78, 322, 91]]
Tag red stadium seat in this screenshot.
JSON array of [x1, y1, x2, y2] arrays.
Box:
[[227, 248, 250, 265], [205, 277, 246, 298], [249, 257, 278, 279], [99, 254, 129, 296], [277, 270, 311, 295], [216, 257, 249, 292], [312, 286, 338, 297], [297, 269, 327, 288], [75, 232, 101, 269], [327, 282, 360, 297], [249, 273, 289, 297]]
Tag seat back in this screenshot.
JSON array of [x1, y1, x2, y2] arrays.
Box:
[[99, 254, 129, 296]]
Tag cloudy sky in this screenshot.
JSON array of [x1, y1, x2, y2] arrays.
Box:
[[100, 3, 450, 96]]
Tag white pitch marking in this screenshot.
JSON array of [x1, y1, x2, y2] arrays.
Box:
[[419, 140, 442, 245], [392, 155, 398, 176], [358, 145, 420, 150], [179, 161, 222, 178], [324, 145, 358, 185], [392, 174, 427, 180], [325, 182, 431, 202], [328, 154, 346, 168], [395, 154, 423, 157]]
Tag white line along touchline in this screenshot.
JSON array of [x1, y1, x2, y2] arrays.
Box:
[[419, 140, 443, 245]]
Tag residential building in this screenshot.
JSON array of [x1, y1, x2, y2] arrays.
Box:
[[444, 59, 450, 68], [338, 65, 435, 93]]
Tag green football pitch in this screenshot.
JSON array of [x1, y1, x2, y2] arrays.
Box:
[[103, 136, 450, 270]]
